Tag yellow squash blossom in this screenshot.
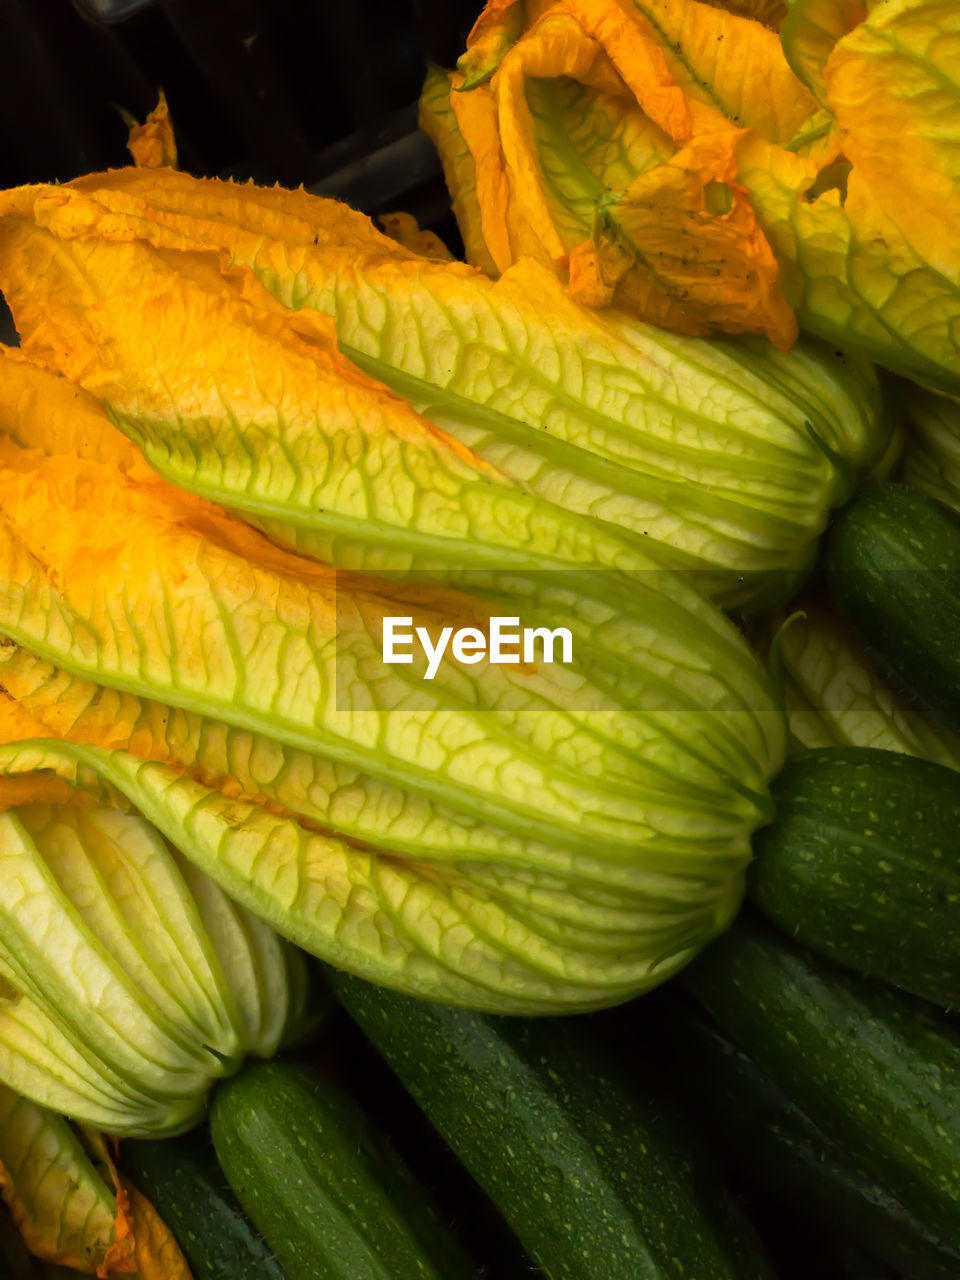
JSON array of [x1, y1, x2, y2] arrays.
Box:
[[426, 0, 960, 394], [422, 0, 813, 346], [0, 1087, 192, 1276], [0, 174, 888, 610], [0, 352, 785, 1017]]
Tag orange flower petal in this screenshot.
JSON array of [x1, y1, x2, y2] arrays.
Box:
[[126, 91, 179, 170]]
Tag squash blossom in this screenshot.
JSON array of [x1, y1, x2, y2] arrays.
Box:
[[0, 1085, 191, 1274], [0, 1086, 119, 1271], [425, 0, 960, 396], [750, 598, 960, 770], [0, 690, 307, 1138], [0, 352, 785, 1024], [0, 172, 887, 610]]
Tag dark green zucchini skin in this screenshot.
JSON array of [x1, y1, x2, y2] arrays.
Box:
[[749, 746, 960, 1009], [825, 485, 960, 729], [330, 969, 777, 1280], [210, 1059, 477, 1280], [656, 1000, 960, 1280], [122, 1131, 289, 1280], [683, 916, 960, 1243]]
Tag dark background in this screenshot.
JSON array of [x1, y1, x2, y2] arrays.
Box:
[[0, 0, 480, 344], [0, 0, 479, 226]]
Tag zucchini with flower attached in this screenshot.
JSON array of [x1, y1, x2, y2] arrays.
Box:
[[0, 353, 785, 1019], [0, 771, 307, 1135]]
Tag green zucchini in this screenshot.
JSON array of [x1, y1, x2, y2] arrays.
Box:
[[122, 1130, 289, 1280], [749, 746, 960, 1009], [330, 969, 777, 1280], [683, 915, 960, 1242], [825, 485, 960, 730], [209, 1058, 477, 1280], [655, 998, 960, 1280]]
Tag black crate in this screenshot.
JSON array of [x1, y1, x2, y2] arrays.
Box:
[[0, 0, 476, 223]]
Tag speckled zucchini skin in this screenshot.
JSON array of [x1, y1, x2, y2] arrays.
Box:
[[749, 747, 960, 1009], [122, 1132, 289, 1280], [331, 971, 776, 1280], [659, 1001, 960, 1280], [826, 486, 960, 730], [210, 1059, 476, 1280], [684, 917, 960, 1242]]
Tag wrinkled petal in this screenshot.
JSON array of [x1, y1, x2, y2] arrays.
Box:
[[587, 131, 798, 347], [446, 71, 532, 271], [0, 351, 785, 1014], [737, 127, 960, 393], [424, 0, 812, 341], [615, 0, 813, 142], [753, 599, 960, 768], [826, 0, 960, 279], [459, 0, 524, 86], [377, 211, 453, 261], [419, 65, 501, 274], [93, 1139, 193, 1280], [126, 91, 178, 170], [902, 385, 960, 513], [0, 191, 666, 587], [781, 0, 868, 103], [0, 1086, 117, 1272], [0, 189, 887, 609]]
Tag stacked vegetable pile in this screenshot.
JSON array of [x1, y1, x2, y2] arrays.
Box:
[[0, 0, 959, 1273], [0, 156, 895, 1049], [0, 177, 805, 1272]]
